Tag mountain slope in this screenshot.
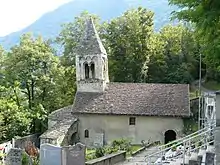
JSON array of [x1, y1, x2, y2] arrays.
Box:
[[0, 0, 177, 49]]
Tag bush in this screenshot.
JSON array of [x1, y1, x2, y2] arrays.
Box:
[[86, 138, 132, 160], [104, 146, 118, 154], [32, 155, 40, 165], [111, 139, 131, 152], [95, 147, 105, 158], [86, 153, 96, 161], [22, 153, 29, 165]]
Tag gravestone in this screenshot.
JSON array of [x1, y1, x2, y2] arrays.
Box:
[[5, 148, 23, 165], [93, 133, 104, 147], [62, 143, 85, 165], [40, 143, 62, 165]]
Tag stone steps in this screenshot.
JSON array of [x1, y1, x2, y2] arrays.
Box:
[[157, 145, 215, 165]]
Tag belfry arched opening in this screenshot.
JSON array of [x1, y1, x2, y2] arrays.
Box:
[[164, 130, 176, 144]]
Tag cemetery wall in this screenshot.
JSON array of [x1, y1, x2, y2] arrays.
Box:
[[85, 151, 126, 165], [14, 133, 41, 149]]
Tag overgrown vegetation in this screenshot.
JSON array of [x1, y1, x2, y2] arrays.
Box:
[[1, 4, 220, 142], [203, 81, 220, 91], [86, 139, 141, 161]]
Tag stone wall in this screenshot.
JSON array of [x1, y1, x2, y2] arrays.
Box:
[[14, 133, 40, 149], [85, 151, 126, 165]]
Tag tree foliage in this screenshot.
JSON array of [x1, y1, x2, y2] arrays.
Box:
[[169, 0, 220, 81], [104, 7, 154, 82], [0, 6, 219, 142], [0, 33, 76, 142], [147, 25, 200, 83], [57, 11, 101, 66]]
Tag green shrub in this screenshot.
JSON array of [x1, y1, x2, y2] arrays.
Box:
[[85, 138, 133, 161], [86, 153, 97, 161], [104, 146, 118, 154], [22, 153, 29, 165], [32, 155, 40, 165], [95, 147, 105, 158], [111, 138, 131, 153]]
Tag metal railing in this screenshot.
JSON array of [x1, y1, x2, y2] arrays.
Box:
[[145, 121, 215, 164]]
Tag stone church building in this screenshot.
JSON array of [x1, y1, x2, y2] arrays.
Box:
[[40, 18, 190, 147]]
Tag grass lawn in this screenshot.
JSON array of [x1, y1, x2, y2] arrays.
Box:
[[202, 81, 220, 91]]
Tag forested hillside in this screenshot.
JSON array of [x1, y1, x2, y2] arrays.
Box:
[[0, 0, 177, 49], [1, 5, 220, 143]]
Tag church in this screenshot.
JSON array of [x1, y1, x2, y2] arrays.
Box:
[[40, 18, 190, 147]]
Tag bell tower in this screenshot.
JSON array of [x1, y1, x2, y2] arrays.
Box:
[[75, 17, 109, 93]]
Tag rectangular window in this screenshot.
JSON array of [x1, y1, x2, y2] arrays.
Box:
[[129, 117, 136, 125]]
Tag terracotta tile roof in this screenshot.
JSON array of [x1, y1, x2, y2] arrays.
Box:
[[72, 83, 190, 117]]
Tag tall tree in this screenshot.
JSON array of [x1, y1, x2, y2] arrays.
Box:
[[147, 25, 200, 83], [104, 7, 154, 82], [2, 33, 74, 133], [169, 0, 220, 39], [0, 85, 32, 142], [169, 0, 220, 81]]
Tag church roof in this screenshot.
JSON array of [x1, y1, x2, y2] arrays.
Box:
[[72, 83, 190, 117], [76, 17, 107, 55], [40, 105, 75, 140], [40, 118, 76, 140]]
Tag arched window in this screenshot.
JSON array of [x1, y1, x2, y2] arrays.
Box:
[[84, 129, 89, 138], [84, 63, 89, 79], [91, 63, 95, 79]]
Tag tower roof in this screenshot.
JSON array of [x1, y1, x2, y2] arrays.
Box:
[[76, 17, 107, 55]]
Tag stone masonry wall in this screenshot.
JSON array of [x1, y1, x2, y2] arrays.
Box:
[[14, 133, 40, 149]]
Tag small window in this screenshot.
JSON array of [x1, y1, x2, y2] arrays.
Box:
[[84, 129, 89, 138], [129, 117, 136, 125]]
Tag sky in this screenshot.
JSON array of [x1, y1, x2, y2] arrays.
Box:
[[0, 0, 72, 37]]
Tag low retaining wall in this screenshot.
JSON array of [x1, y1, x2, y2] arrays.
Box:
[[85, 151, 126, 165], [131, 146, 146, 156], [131, 141, 160, 156]]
